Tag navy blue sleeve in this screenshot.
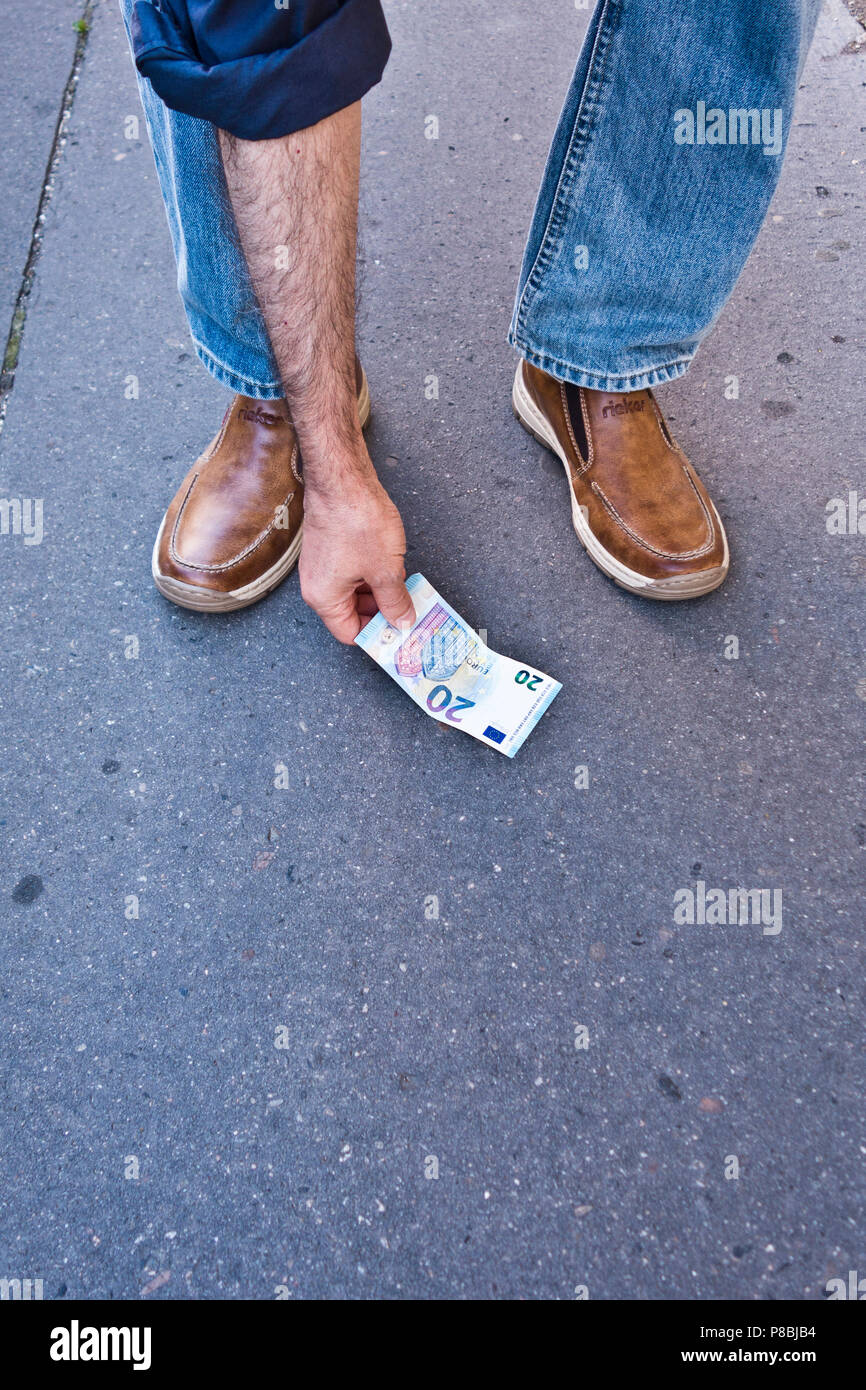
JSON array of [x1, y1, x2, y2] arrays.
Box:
[[130, 0, 392, 140]]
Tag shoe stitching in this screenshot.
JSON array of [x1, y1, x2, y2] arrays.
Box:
[[564, 386, 718, 560], [577, 386, 594, 473], [170, 478, 297, 573], [649, 391, 684, 453], [558, 380, 587, 477], [589, 464, 716, 561], [199, 403, 233, 465], [552, 378, 594, 477]]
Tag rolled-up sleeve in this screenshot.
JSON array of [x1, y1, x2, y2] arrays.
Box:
[[130, 0, 392, 140]]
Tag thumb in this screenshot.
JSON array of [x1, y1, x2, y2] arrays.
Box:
[[372, 573, 415, 630]]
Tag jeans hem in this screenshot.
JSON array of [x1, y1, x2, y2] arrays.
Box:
[[193, 338, 283, 399], [508, 334, 695, 393]]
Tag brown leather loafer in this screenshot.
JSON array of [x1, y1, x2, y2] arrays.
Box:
[[152, 362, 371, 612], [512, 359, 729, 599]]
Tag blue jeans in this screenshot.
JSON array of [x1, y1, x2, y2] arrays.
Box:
[[121, 0, 282, 396], [509, 0, 821, 390], [124, 0, 820, 399]]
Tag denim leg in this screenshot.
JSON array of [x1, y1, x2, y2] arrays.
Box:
[[509, 0, 822, 392], [119, 0, 282, 398]]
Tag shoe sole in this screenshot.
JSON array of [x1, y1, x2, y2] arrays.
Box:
[[511, 363, 729, 600], [152, 368, 372, 613]]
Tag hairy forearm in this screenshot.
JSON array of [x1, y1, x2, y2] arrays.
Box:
[[217, 105, 413, 643], [217, 104, 371, 496]]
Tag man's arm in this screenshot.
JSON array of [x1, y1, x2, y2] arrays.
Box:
[[218, 103, 414, 643]]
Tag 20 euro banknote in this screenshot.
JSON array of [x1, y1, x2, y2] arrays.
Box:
[[355, 574, 561, 757]]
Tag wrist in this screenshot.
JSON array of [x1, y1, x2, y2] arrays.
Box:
[[302, 456, 380, 512]]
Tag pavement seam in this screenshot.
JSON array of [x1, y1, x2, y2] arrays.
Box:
[[0, 0, 95, 443]]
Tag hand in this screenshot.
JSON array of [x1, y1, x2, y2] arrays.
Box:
[[299, 471, 415, 644]]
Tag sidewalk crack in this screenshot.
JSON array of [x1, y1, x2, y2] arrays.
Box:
[[0, 1, 95, 441]]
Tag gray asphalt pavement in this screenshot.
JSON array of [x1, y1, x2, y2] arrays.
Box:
[[1, 0, 864, 1300]]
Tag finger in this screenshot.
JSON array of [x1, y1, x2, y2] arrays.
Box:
[[302, 588, 363, 645], [371, 573, 415, 630], [318, 607, 362, 644]]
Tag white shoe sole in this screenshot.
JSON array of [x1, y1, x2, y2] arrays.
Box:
[[152, 369, 372, 613], [512, 363, 729, 600], [152, 515, 304, 612]]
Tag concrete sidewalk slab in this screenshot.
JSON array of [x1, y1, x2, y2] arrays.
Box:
[[0, 1, 84, 319]]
